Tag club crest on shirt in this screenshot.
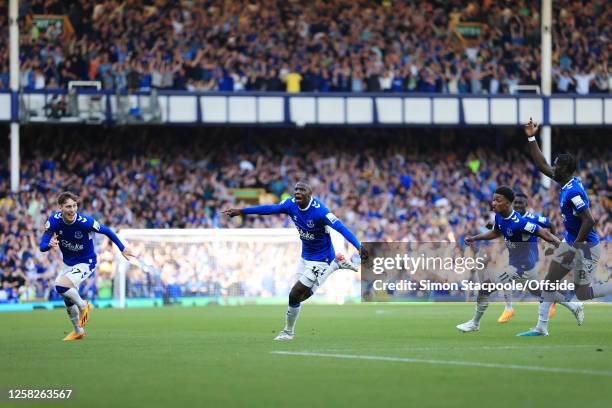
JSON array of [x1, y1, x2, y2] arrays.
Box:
[[307, 219, 315, 228], [75, 231, 83, 239], [506, 227, 513, 237]]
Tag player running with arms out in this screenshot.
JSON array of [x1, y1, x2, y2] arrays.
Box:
[[495, 191, 562, 323], [224, 181, 367, 341], [456, 186, 583, 333], [40, 192, 136, 341], [517, 119, 609, 336]]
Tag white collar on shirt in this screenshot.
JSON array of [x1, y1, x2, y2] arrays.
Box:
[[503, 210, 516, 220], [298, 197, 313, 212], [561, 177, 575, 190]]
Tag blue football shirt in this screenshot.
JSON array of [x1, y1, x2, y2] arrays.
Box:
[[493, 210, 540, 273]]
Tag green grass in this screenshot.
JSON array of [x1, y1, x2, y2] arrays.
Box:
[[2, 303, 612, 408]]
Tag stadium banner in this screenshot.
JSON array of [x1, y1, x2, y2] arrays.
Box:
[[361, 242, 610, 302]]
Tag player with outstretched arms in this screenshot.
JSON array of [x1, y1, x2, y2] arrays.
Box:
[[39, 192, 135, 341], [495, 191, 562, 323], [224, 181, 367, 341], [517, 118, 609, 336], [456, 186, 583, 333]]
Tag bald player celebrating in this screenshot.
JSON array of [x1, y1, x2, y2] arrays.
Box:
[[224, 181, 367, 341]]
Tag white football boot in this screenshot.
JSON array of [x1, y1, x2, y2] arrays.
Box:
[[573, 302, 584, 326], [456, 320, 480, 333], [274, 330, 295, 341]]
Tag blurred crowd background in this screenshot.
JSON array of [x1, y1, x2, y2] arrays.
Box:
[[0, 0, 610, 94], [1, 126, 610, 302]]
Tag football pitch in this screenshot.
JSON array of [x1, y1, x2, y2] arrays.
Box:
[[2, 303, 611, 408]]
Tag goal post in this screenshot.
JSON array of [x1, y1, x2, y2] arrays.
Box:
[[113, 229, 358, 308]]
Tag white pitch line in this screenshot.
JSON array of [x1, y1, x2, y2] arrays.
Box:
[[271, 351, 612, 377], [314, 344, 601, 352]]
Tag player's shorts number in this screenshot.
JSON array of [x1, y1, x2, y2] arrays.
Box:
[[70, 267, 87, 279], [310, 266, 322, 277]]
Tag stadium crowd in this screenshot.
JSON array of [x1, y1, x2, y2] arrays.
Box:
[[0, 0, 610, 94], [0, 127, 610, 302]]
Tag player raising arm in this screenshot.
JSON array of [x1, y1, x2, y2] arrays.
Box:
[[40, 191, 136, 341], [517, 119, 609, 336], [224, 181, 367, 341]]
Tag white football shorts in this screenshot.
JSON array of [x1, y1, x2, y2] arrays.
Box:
[[551, 241, 600, 285], [55, 263, 95, 288], [296, 258, 335, 293]]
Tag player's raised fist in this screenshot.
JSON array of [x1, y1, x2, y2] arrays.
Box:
[[223, 208, 243, 217], [524, 117, 540, 138], [464, 235, 475, 245]]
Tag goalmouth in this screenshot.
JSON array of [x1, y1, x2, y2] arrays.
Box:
[[114, 229, 357, 308]]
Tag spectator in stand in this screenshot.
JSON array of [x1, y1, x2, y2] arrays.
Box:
[[573, 67, 595, 95], [555, 69, 574, 93], [283, 68, 302, 94]]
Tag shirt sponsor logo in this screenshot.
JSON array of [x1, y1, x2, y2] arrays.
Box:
[[60, 240, 84, 252], [297, 228, 315, 240]]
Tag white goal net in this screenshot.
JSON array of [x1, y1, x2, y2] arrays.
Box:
[[113, 229, 359, 307]]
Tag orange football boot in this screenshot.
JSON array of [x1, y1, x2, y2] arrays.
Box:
[[497, 308, 515, 323], [63, 331, 85, 341]]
